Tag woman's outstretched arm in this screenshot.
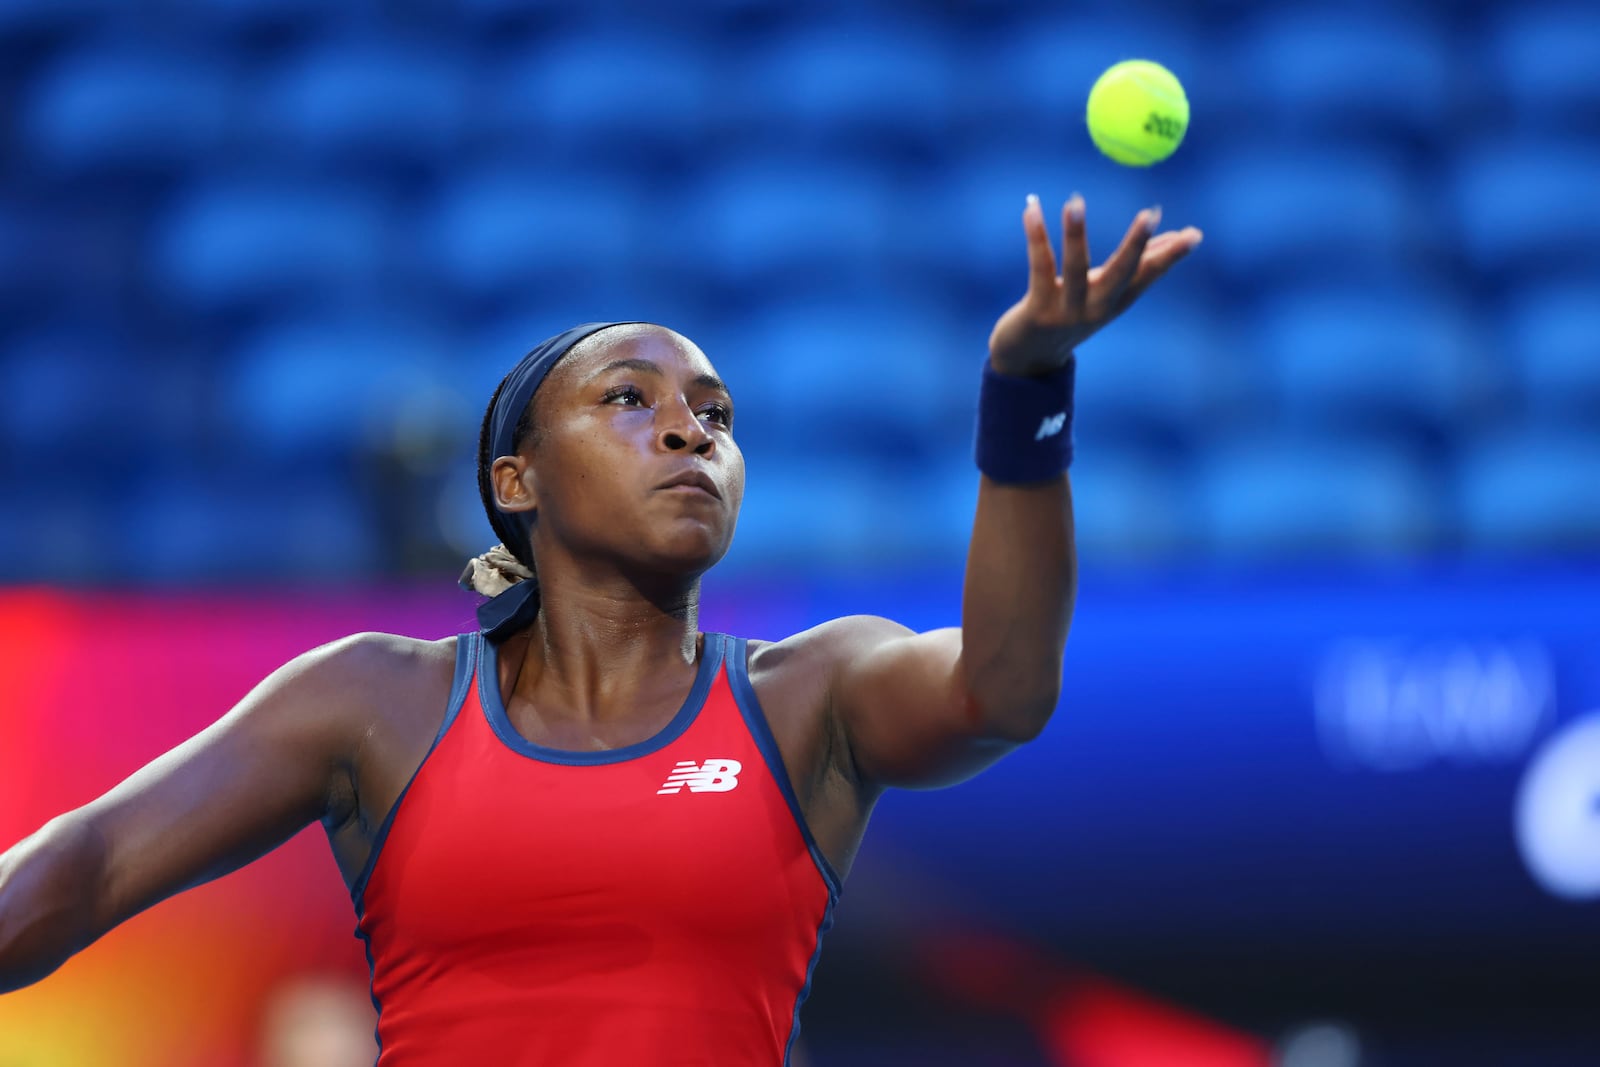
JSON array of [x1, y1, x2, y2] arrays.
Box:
[[819, 195, 1203, 790], [0, 633, 392, 993]]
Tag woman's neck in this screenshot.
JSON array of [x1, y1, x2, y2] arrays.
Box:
[[508, 563, 704, 724]]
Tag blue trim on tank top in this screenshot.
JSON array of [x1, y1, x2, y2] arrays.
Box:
[[477, 632, 725, 765], [355, 920, 383, 1065], [723, 635, 840, 1064], [350, 632, 477, 1065], [349, 632, 477, 912], [784, 894, 836, 1067], [723, 636, 843, 898]]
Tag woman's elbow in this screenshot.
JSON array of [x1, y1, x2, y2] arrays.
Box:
[[0, 818, 106, 994], [975, 682, 1061, 744]]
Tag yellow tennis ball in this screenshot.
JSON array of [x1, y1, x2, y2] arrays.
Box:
[[1086, 60, 1189, 166]]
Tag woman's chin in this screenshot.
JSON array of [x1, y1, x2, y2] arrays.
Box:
[[642, 526, 733, 576]]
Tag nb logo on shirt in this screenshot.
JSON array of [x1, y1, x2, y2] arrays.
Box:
[[657, 759, 743, 795], [1035, 412, 1068, 441]]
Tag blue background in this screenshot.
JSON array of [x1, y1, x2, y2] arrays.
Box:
[[1, 0, 1597, 580]]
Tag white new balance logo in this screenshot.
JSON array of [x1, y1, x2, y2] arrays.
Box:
[[1035, 412, 1068, 441], [657, 759, 743, 795]]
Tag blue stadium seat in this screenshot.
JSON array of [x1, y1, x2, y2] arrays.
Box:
[[929, 147, 1159, 294], [224, 311, 453, 458], [1198, 149, 1420, 282], [22, 43, 229, 173], [0, 0, 119, 35], [733, 442, 977, 570], [120, 471, 376, 582], [1069, 447, 1188, 561], [1194, 432, 1439, 556], [1251, 286, 1486, 428], [972, 16, 1204, 138], [1488, 5, 1600, 125], [458, 0, 641, 17], [0, 325, 146, 456], [0, 479, 105, 583], [1073, 300, 1233, 437], [901, 445, 986, 565], [655, 0, 860, 13], [0, 205, 114, 311], [725, 20, 954, 150], [709, 292, 973, 449], [463, 313, 584, 405], [252, 38, 469, 164], [0, 485, 30, 580], [731, 463, 896, 568], [151, 178, 389, 310], [424, 164, 642, 300], [8, 2, 1599, 580], [1501, 281, 1600, 412], [1454, 426, 1600, 550], [1234, 10, 1456, 138], [0, 206, 25, 293], [489, 31, 714, 153], [435, 463, 496, 564], [1452, 140, 1600, 274], [174, 0, 370, 28], [668, 156, 894, 289]]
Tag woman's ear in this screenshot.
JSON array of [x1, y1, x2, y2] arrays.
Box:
[[490, 455, 537, 516]]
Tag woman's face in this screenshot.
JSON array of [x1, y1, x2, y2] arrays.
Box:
[[502, 325, 745, 580]]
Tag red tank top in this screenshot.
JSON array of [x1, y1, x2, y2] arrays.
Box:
[[351, 632, 840, 1066]]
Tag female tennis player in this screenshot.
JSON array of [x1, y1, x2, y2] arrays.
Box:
[[0, 195, 1200, 1064]]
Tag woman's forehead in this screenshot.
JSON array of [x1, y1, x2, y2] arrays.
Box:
[[560, 324, 719, 383]]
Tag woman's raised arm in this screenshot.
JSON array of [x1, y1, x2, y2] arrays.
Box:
[[824, 196, 1203, 789]]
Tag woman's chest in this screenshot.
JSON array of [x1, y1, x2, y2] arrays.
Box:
[[361, 672, 833, 948], [330, 636, 863, 894]]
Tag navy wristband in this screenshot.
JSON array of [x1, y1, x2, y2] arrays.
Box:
[[974, 359, 1076, 483]]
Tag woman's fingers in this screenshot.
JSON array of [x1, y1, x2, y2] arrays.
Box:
[[1022, 194, 1059, 299], [1090, 207, 1160, 313], [1019, 194, 1199, 328], [1060, 195, 1089, 316], [1115, 227, 1205, 310]]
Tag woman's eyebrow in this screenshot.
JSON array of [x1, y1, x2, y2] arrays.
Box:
[[590, 357, 662, 380], [590, 358, 729, 396], [692, 373, 731, 397]]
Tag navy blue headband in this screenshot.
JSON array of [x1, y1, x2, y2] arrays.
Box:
[[474, 320, 645, 641], [486, 321, 644, 562]]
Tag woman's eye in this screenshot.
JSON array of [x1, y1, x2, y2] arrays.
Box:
[[699, 404, 732, 427], [603, 386, 644, 406]]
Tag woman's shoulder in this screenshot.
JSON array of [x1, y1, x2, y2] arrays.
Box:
[[277, 631, 464, 714], [745, 615, 913, 676], [742, 615, 914, 715], [295, 629, 459, 670], [325, 630, 462, 666]]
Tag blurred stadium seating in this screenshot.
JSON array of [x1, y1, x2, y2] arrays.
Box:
[[0, 0, 1596, 585]]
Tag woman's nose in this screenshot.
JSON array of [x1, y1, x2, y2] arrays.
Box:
[[658, 401, 714, 455]]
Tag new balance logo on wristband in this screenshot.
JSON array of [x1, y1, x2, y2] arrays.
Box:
[[1035, 412, 1068, 441], [657, 759, 743, 794]]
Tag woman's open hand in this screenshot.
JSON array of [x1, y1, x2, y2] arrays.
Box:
[[987, 194, 1203, 378]]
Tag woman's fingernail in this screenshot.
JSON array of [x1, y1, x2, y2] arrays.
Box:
[[1067, 195, 1085, 223], [1146, 206, 1163, 233]]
